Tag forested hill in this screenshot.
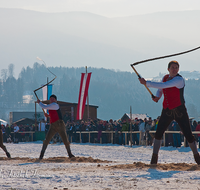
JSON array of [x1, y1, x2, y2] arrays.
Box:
[[1, 63, 200, 121]]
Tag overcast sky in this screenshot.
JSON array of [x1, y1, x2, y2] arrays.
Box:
[[1, 0, 200, 17]]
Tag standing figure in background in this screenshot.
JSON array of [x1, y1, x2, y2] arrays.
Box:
[[97, 120, 103, 143], [195, 121, 200, 149], [139, 119, 145, 145], [13, 123, 19, 143], [132, 119, 139, 145], [145, 120, 152, 146]]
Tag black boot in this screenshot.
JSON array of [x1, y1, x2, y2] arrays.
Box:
[[150, 153, 158, 165], [6, 152, 11, 158], [1, 145, 11, 158], [194, 153, 200, 165], [39, 144, 47, 159], [66, 145, 75, 158]]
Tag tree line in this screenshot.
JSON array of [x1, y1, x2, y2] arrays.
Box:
[[0, 63, 200, 122]]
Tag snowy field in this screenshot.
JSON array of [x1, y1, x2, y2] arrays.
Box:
[[0, 142, 200, 190]]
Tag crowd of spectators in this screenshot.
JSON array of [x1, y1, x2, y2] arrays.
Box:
[[1, 116, 200, 148], [1, 122, 39, 143], [62, 116, 200, 148]]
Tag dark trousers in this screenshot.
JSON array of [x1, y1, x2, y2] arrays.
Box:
[[0, 129, 6, 151], [155, 104, 195, 143]]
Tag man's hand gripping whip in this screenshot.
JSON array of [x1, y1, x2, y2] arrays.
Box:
[[34, 57, 57, 113], [131, 65, 156, 99], [131, 46, 200, 100]]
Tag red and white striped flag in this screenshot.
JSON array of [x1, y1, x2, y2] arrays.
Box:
[[76, 72, 92, 120]]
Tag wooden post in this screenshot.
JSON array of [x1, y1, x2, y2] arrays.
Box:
[[130, 106, 132, 147], [111, 132, 113, 144], [35, 102, 37, 126], [89, 132, 90, 143], [125, 133, 127, 145], [86, 66, 89, 120], [80, 132, 82, 143], [146, 132, 148, 146], [139, 131, 142, 145], [31, 133, 33, 141]]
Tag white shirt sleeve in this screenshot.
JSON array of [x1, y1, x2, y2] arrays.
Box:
[[156, 89, 163, 98], [146, 76, 185, 89], [39, 102, 59, 110]]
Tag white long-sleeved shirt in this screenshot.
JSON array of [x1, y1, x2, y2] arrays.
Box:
[[14, 126, 19, 132], [146, 75, 185, 98], [139, 122, 145, 132], [39, 102, 59, 110]]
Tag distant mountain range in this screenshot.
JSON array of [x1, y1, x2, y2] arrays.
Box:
[[0, 8, 200, 79], [1, 8, 200, 122], [152, 71, 200, 81], [1, 64, 200, 122]]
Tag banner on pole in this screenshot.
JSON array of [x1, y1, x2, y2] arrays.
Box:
[[42, 84, 53, 101], [76, 72, 92, 120], [42, 84, 53, 116]]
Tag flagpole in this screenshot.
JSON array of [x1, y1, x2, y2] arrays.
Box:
[[47, 77, 48, 100], [86, 66, 89, 121], [130, 106, 132, 147]]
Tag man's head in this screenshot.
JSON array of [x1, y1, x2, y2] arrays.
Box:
[[168, 60, 179, 77], [136, 119, 140, 124], [49, 94, 57, 103], [168, 60, 179, 69]]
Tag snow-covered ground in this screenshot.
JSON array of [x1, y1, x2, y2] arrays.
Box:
[[0, 142, 200, 190]]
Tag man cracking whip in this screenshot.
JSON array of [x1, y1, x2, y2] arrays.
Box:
[[0, 124, 11, 158], [139, 60, 200, 165], [37, 94, 75, 159]]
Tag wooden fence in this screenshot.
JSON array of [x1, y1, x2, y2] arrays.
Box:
[[9, 131, 200, 147], [69, 131, 200, 147]]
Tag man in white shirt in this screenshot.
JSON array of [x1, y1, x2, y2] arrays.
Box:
[[14, 123, 19, 133], [139, 119, 145, 144], [14, 123, 20, 143], [139, 60, 200, 165], [39, 119, 46, 131], [37, 94, 74, 159]]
